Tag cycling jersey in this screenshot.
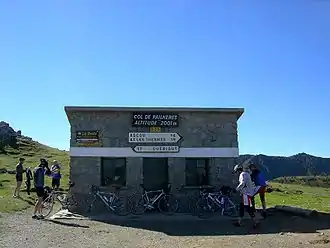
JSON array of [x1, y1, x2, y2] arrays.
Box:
[[236, 171, 260, 196], [51, 164, 61, 179], [251, 170, 266, 187]]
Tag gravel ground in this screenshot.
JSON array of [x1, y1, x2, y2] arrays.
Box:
[[1, 210, 330, 248]]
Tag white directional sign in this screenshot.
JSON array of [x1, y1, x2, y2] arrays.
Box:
[[128, 132, 181, 143], [133, 146, 180, 153]]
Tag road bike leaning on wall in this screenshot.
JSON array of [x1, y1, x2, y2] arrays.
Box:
[[86, 185, 132, 216], [129, 184, 179, 215], [40, 182, 78, 217], [192, 186, 238, 218]]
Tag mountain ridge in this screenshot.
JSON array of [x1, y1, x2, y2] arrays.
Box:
[[238, 153, 330, 180]]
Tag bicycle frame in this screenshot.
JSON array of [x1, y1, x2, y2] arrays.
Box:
[[208, 193, 223, 206], [197, 187, 236, 215], [208, 192, 236, 215], [91, 191, 117, 212], [142, 189, 165, 210]]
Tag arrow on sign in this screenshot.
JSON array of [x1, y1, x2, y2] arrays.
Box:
[[128, 132, 182, 143], [133, 146, 180, 153]]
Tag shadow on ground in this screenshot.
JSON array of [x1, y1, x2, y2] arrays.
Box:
[[74, 210, 330, 236], [17, 196, 35, 206], [45, 219, 90, 228]]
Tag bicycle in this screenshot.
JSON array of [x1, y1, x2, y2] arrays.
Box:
[[192, 186, 238, 218], [86, 185, 132, 216], [130, 184, 179, 215], [40, 182, 77, 217]]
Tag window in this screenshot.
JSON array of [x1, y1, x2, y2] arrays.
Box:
[[101, 158, 126, 187], [185, 158, 209, 186]]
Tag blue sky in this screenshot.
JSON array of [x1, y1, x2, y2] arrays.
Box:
[[1, 1, 329, 157]]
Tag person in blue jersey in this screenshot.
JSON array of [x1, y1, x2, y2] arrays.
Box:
[[32, 158, 51, 219], [249, 163, 267, 218]]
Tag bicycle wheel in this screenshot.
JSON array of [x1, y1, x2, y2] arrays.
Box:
[[86, 195, 96, 214], [112, 195, 132, 216], [194, 198, 213, 218], [158, 194, 179, 215], [223, 199, 238, 216], [130, 194, 147, 215], [41, 196, 54, 217], [188, 196, 200, 214]]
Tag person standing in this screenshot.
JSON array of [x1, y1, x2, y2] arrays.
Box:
[[50, 160, 61, 190], [13, 158, 25, 198], [233, 164, 260, 228], [249, 163, 267, 218], [25, 167, 33, 195], [32, 158, 51, 219]]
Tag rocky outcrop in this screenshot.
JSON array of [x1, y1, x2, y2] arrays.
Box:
[[0, 121, 21, 137], [0, 121, 21, 150]]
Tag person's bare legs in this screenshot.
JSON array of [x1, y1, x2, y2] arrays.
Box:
[[33, 197, 43, 218], [236, 195, 260, 228], [260, 193, 267, 218], [13, 181, 22, 197], [247, 206, 260, 227], [236, 203, 244, 226]]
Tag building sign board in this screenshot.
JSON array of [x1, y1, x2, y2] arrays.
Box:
[[132, 112, 179, 127], [128, 132, 181, 143], [76, 131, 100, 147], [149, 126, 161, 132], [132, 145, 180, 153]]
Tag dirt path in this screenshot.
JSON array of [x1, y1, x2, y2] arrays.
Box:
[[1, 210, 330, 248]]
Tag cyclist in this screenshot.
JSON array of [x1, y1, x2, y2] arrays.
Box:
[[233, 163, 260, 228], [249, 163, 267, 218], [32, 158, 51, 219], [50, 160, 61, 190], [13, 158, 25, 198]]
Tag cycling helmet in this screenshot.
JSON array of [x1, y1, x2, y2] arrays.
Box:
[[233, 164, 243, 173]]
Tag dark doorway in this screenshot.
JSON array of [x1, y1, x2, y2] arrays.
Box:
[[143, 158, 169, 190]]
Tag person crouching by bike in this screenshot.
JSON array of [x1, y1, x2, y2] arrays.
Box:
[[32, 158, 51, 219], [233, 164, 260, 228], [50, 160, 61, 190], [249, 163, 267, 218], [25, 167, 33, 195]]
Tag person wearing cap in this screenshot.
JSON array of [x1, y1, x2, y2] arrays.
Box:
[[13, 158, 26, 198], [233, 163, 260, 228], [32, 158, 51, 219], [50, 160, 61, 190], [249, 163, 267, 218]]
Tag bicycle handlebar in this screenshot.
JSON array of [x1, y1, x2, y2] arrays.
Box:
[[139, 183, 173, 192]]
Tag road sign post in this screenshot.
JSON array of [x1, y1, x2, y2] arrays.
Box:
[[132, 145, 180, 153], [128, 132, 182, 143]]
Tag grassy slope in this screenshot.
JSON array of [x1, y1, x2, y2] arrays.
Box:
[[255, 182, 330, 213], [1, 137, 330, 213], [273, 176, 330, 188], [0, 137, 69, 213]]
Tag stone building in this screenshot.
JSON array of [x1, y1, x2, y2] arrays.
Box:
[[65, 106, 244, 212]]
